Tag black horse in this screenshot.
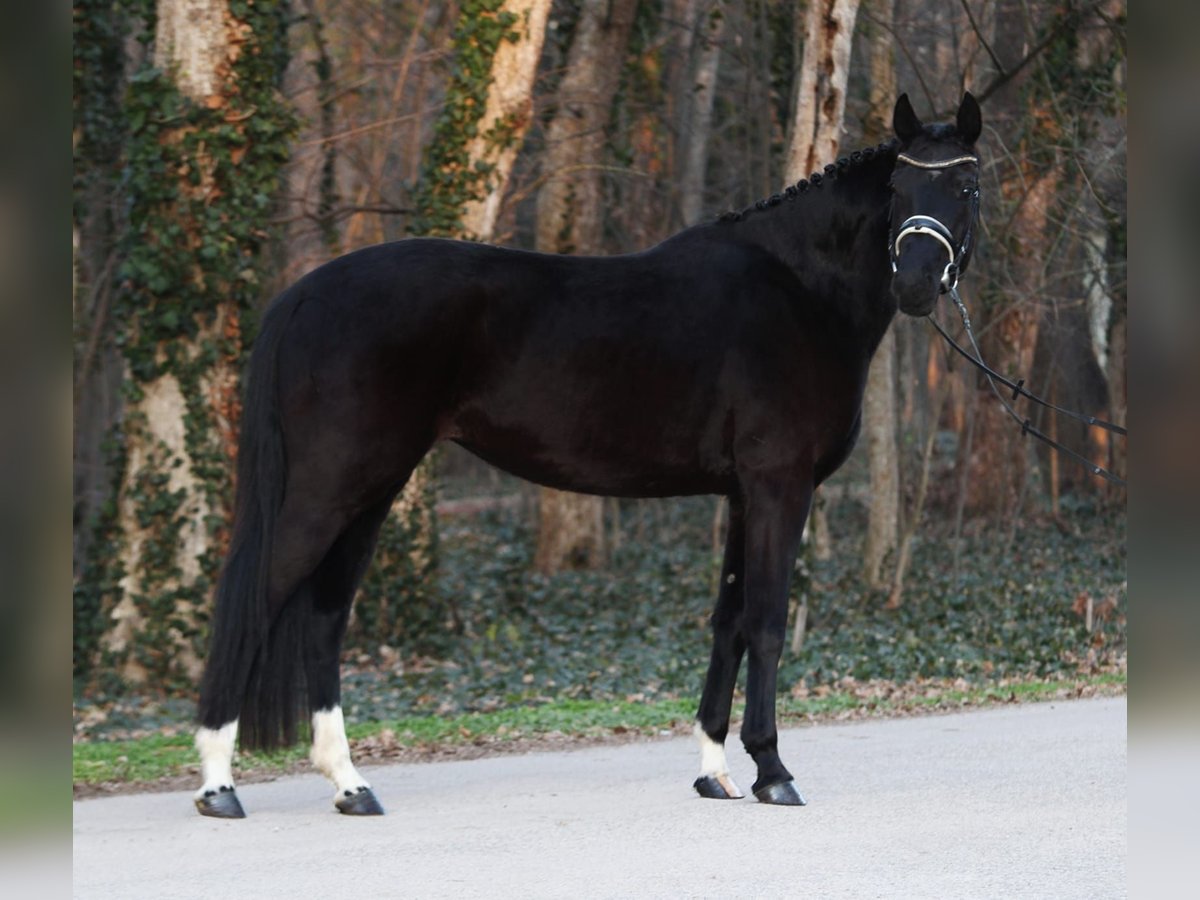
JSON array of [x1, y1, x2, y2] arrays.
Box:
[[193, 94, 983, 817]]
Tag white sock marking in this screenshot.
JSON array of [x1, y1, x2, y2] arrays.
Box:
[[194, 720, 238, 799], [694, 721, 744, 798], [311, 706, 370, 798]]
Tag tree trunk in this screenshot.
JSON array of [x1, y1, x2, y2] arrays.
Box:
[[964, 168, 1054, 514], [959, 0, 1053, 515], [863, 330, 898, 585], [532, 0, 638, 574], [458, 0, 553, 239], [86, 0, 294, 688], [860, 0, 898, 588], [73, 0, 132, 672], [677, 2, 725, 227], [784, 0, 861, 180], [783, 0, 861, 563], [355, 0, 553, 643]]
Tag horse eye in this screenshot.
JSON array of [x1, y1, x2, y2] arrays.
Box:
[[960, 185, 978, 199]]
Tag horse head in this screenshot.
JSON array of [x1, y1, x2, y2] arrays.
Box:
[[888, 92, 982, 317]]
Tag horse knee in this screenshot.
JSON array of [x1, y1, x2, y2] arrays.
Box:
[[746, 626, 785, 661]]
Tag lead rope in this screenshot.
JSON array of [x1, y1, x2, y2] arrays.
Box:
[[927, 286, 1127, 487]]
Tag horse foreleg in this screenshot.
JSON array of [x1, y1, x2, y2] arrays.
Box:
[[739, 473, 812, 806], [694, 497, 747, 799]]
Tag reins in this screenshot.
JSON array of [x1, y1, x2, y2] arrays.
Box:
[[928, 286, 1127, 487], [891, 148, 1126, 488]]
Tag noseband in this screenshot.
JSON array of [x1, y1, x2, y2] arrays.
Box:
[[890, 152, 980, 293]]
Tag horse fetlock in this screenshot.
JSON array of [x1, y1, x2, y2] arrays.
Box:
[[311, 706, 374, 802], [194, 721, 239, 811], [693, 722, 744, 799]]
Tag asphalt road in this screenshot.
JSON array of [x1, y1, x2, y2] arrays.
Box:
[[73, 696, 1126, 899]]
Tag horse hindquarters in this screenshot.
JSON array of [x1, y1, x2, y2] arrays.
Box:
[[194, 276, 440, 817]]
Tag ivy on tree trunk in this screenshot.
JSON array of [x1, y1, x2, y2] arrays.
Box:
[[75, 0, 296, 690]]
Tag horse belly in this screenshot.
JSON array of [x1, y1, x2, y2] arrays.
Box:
[[449, 386, 733, 499]]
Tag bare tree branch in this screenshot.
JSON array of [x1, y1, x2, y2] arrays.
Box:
[[958, 0, 1006, 78], [970, 1, 1107, 113]]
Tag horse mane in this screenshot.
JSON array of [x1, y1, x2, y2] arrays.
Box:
[[716, 138, 900, 224]]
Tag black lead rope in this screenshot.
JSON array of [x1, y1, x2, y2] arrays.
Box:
[[927, 287, 1127, 488]]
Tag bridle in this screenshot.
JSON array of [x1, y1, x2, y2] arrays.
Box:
[[889, 152, 980, 293], [896, 148, 1128, 486], [890, 149, 1127, 487]]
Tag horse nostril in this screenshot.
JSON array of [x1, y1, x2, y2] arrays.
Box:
[[891, 267, 941, 314]]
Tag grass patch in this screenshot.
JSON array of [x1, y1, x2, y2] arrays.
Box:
[[74, 671, 1124, 790]]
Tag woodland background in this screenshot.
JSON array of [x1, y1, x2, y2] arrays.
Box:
[[72, 0, 1126, 727]]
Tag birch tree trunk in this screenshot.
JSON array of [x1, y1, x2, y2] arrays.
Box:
[[355, 0, 552, 643], [783, 0, 861, 563], [861, 0, 898, 588], [407, 0, 554, 572], [87, 0, 294, 687], [458, 0, 553, 239], [784, 0, 861, 180], [532, 0, 638, 574]]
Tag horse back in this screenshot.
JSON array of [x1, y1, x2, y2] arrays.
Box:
[[278, 236, 869, 498]]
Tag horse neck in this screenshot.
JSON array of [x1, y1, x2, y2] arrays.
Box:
[[727, 153, 898, 354]]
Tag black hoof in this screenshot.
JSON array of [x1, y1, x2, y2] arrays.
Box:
[[753, 780, 806, 806], [693, 774, 744, 800], [335, 786, 384, 816], [195, 785, 246, 819]]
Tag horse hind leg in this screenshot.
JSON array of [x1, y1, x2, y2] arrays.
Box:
[[194, 469, 395, 818], [194, 721, 245, 817], [302, 494, 397, 815], [194, 499, 355, 819]]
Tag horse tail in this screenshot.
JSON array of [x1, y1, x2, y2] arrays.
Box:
[[197, 289, 302, 751]]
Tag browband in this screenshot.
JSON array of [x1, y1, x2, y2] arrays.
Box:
[[896, 152, 979, 169]]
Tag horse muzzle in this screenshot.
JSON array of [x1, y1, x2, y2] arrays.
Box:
[[890, 261, 943, 317], [889, 214, 963, 316]]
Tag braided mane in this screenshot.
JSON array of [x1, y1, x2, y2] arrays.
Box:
[[716, 139, 900, 224]]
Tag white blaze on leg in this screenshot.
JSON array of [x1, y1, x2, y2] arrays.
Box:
[[694, 721, 744, 798], [194, 721, 238, 798], [311, 706, 371, 798]]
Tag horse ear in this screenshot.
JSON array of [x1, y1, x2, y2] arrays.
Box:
[[957, 92, 982, 144], [893, 93, 923, 143]]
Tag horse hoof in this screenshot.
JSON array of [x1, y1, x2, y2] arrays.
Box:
[[335, 786, 384, 816], [195, 786, 246, 819], [753, 780, 806, 806], [694, 774, 745, 800]]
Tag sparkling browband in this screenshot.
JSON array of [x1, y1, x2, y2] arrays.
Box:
[[896, 152, 979, 169]]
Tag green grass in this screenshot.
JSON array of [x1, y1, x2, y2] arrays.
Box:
[[73, 671, 1125, 789]]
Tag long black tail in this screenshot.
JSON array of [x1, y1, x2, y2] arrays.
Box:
[[197, 289, 307, 751]]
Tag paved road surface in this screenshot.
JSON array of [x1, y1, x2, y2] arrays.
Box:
[[73, 696, 1126, 899]]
